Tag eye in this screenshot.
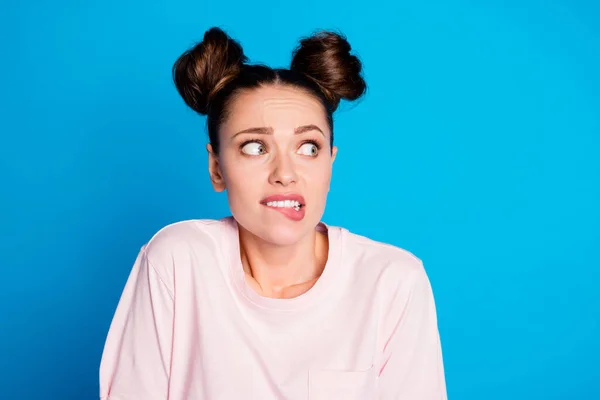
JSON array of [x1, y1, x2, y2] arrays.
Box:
[[241, 141, 266, 156], [297, 141, 320, 157]]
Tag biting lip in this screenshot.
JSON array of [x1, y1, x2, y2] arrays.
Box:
[[260, 193, 306, 206]]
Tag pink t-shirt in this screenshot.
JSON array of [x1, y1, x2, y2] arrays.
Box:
[[99, 217, 447, 399]]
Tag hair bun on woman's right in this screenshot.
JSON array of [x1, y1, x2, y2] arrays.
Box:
[[172, 27, 247, 115]]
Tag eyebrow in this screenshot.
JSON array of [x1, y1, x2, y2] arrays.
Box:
[[231, 124, 325, 139]]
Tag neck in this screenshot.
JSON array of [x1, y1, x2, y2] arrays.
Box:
[[238, 225, 328, 299]]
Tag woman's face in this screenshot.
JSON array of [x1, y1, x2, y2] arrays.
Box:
[[208, 85, 337, 246]]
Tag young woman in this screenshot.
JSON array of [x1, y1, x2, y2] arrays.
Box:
[[99, 27, 447, 399]]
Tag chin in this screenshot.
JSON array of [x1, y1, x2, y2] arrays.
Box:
[[260, 224, 308, 246], [233, 211, 318, 246]]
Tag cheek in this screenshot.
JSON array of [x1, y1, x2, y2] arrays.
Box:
[[302, 160, 332, 190], [223, 160, 265, 195]]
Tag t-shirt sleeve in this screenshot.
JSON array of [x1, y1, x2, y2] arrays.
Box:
[[99, 246, 174, 400], [377, 264, 447, 399]]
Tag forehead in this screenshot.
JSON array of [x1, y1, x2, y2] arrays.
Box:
[[221, 85, 329, 135]]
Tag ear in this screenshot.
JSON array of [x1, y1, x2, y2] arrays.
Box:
[[207, 144, 226, 192], [327, 145, 338, 193]]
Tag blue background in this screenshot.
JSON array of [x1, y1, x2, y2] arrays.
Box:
[[1, 0, 599, 399]]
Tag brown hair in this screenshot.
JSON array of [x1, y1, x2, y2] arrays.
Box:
[[172, 27, 367, 154]]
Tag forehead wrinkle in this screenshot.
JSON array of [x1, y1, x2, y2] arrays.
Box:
[[222, 87, 330, 139], [249, 103, 324, 128], [260, 96, 326, 117]]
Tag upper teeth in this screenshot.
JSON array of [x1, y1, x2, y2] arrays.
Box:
[[266, 200, 301, 209]]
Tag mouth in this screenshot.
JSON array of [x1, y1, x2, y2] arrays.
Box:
[[260, 194, 306, 220], [263, 200, 304, 211]]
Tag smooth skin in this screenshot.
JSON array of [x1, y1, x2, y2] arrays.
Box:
[[207, 85, 338, 299]]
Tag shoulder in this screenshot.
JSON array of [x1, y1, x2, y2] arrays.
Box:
[[338, 227, 438, 319], [138, 217, 234, 277], [339, 226, 429, 290], [144, 218, 226, 251], [342, 228, 424, 273]]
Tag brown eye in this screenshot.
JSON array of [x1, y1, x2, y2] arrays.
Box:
[[241, 141, 266, 155], [297, 142, 319, 157]]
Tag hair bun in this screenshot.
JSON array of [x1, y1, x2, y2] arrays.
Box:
[[172, 27, 247, 115], [290, 31, 366, 111]]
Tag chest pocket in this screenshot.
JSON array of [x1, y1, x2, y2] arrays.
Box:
[[308, 365, 376, 400]]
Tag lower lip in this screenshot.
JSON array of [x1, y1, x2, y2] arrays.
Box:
[[262, 204, 306, 221]]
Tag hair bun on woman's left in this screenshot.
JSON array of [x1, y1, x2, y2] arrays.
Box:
[[172, 27, 248, 115], [290, 31, 367, 111]]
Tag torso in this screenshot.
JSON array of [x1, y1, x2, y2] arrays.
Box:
[[109, 217, 425, 399]]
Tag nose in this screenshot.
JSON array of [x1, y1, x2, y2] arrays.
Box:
[[268, 153, 297, 187]]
